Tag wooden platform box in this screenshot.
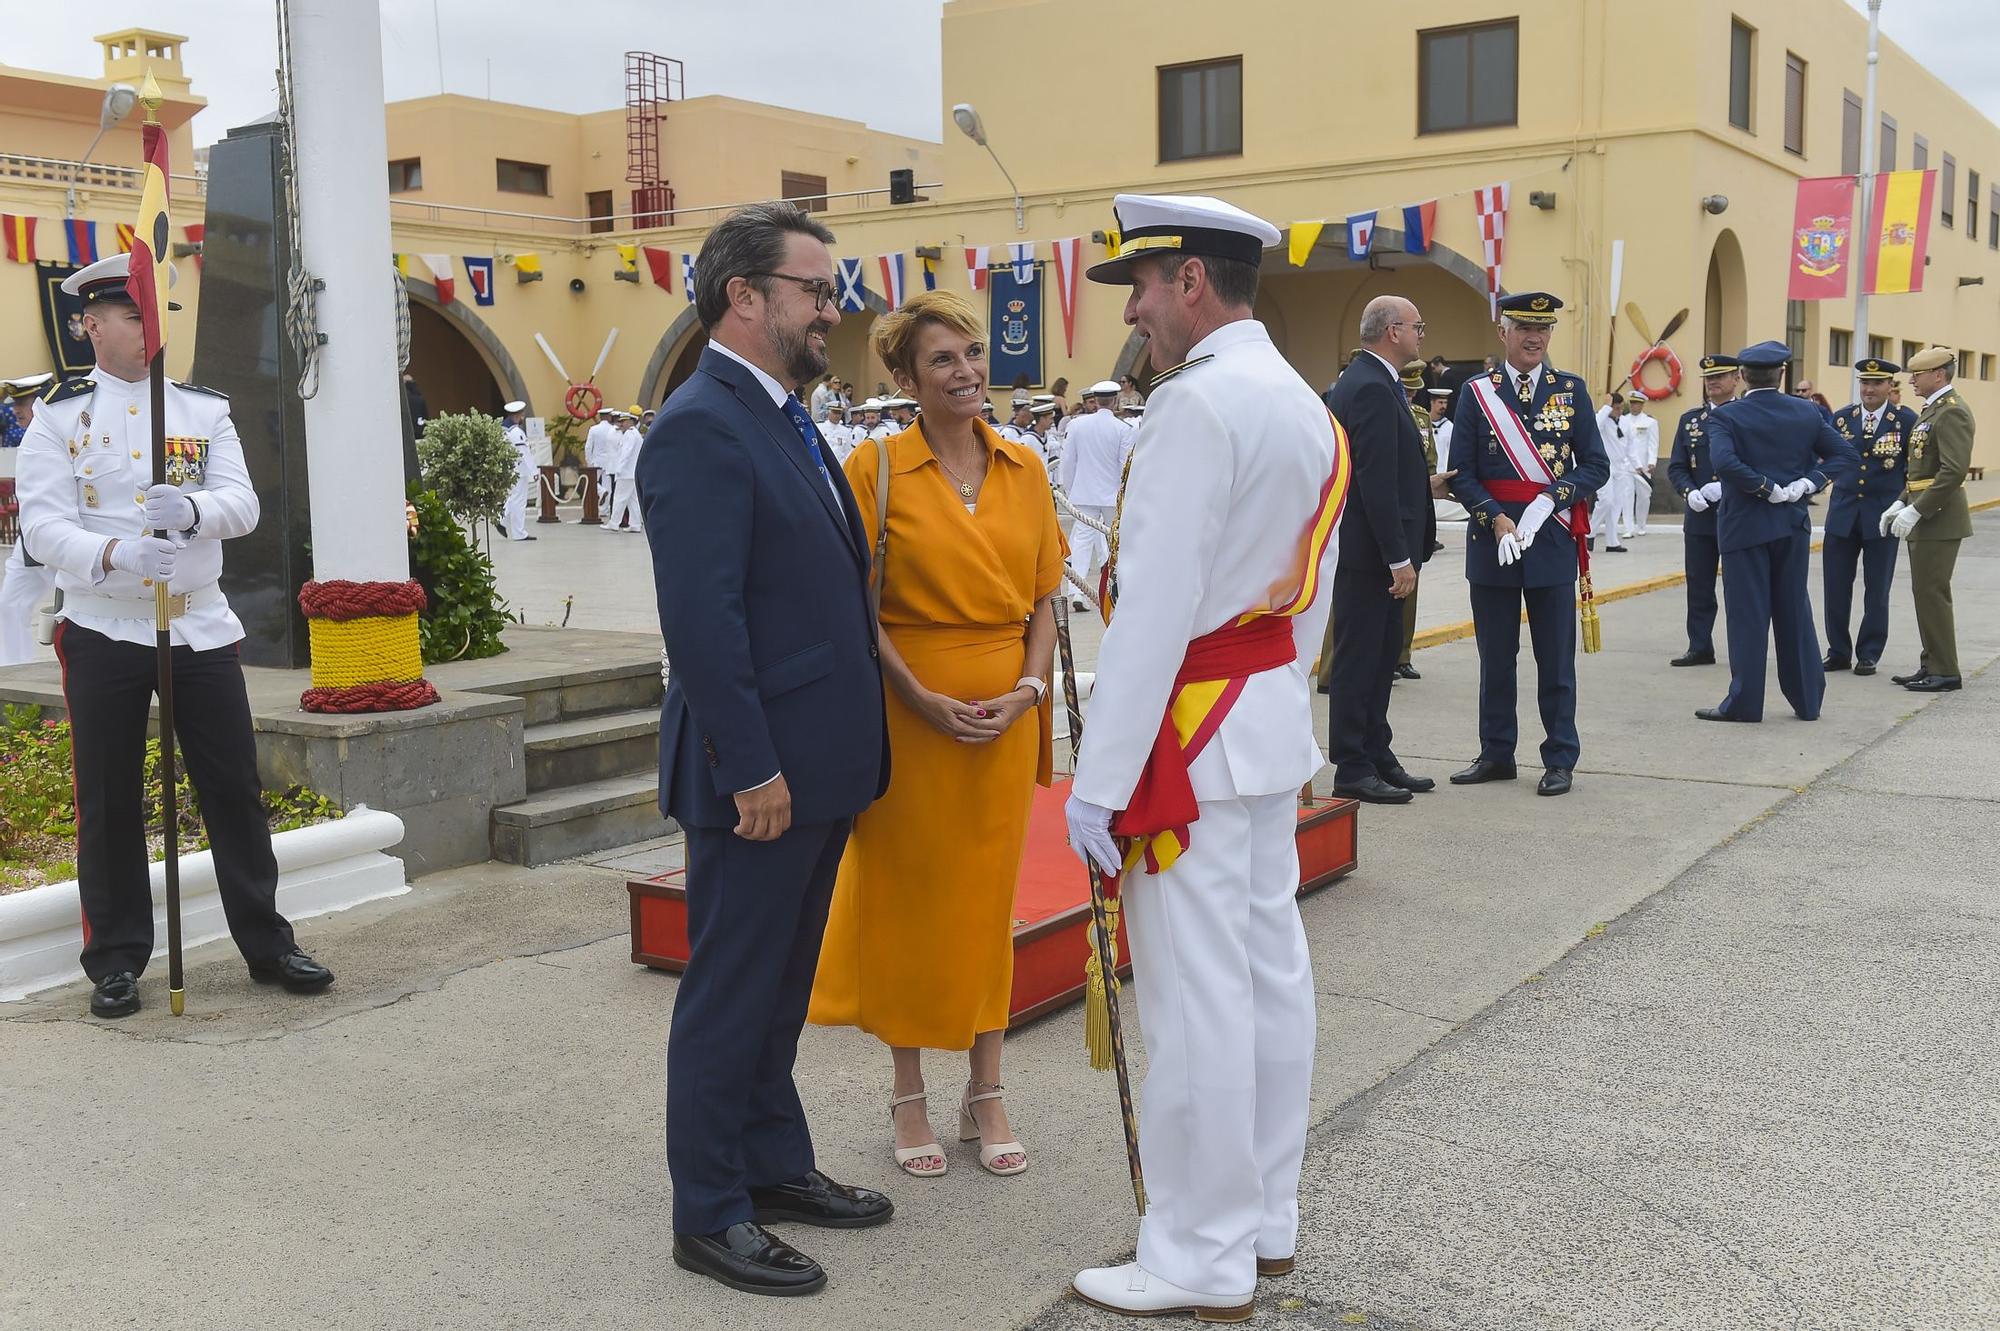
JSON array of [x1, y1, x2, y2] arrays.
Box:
[[628, 782, 1358, 1028]]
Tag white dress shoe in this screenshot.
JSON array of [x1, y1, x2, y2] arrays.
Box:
[[1071, 1262, 1254, 1323]]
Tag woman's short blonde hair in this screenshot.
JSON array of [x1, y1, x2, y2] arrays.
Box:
[[869, 289, 987, 381]]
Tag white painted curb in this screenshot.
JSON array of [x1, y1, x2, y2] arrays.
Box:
[[0, 806, 408, 1001]]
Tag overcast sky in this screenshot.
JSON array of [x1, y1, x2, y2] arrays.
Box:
[[4, 0, 1996, 152]]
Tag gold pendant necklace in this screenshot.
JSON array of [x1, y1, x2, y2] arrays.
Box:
[[935, 451, 980, 498]]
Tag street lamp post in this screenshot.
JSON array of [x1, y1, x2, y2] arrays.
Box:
[[952, 102, 1024, 232], [66, 82, 139, 219]]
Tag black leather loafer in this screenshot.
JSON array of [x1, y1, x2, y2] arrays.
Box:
[[1891, 667, 1928, 685], [1904, 675, 1962, 692], [1670, 650, 1716, 667], [1332, 775, 1413, 804], [1604, 544, 1628, 553], [749, 1170, 893, 1229], [1379, 765, 1436, 793], [1536, 767, 1573, 796], [90, 971, 140, 1019], [248, 949, 335, 993], [673, 1222, 825, 1296], [1449, 758, 1517, 785], [1853, 660, 1878, 677], [1394, 663, 1421, 681], [1695, 707, 1755, 723], [1821, 653, 1851, 672]]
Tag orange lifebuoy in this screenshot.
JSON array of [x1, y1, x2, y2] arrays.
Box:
[[1628, 345, 1683, 401], [564, 382, 604, 419]]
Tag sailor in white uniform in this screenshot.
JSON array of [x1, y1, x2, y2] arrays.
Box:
[[500, 400, 537, 541], [1056, 380, 1134, 605], [603, 409, 645, 533], [1066, 195, 1341, 1322]]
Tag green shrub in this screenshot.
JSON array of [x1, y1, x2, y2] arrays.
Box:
[[407, 484, 512, 663], [416, 410, 514, 524]]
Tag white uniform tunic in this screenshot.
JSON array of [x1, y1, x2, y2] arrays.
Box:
[[604, 424, 643, 532], [1590, 403, 1633, 544], [1623, 409, 1660, 533], [17, 369, 256, 650], [502, 421, 536, 540], [1056, 408, 1134, 589], [1072, 318, 1340, 1298]]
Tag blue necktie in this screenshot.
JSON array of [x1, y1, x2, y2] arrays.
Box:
[[782, 394, 837, 496]]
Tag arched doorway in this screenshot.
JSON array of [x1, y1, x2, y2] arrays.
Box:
[[1704, 229, 1747, 356], [403, 281, 532, 416]]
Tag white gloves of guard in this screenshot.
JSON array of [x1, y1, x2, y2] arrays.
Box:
[[1065, 794, 1120, 876], [1766, 478, 1813, 504], [141, 483, 196, 532], [1878, 500, 1907, 535], [1516, 493, 1556, 546], [109, 535, 178, 583], [1686, 489, 1711, 513], [1890, 504, 1922, 540], [1701, 481, 1723, 503], [1495, 531, 1524, 565]]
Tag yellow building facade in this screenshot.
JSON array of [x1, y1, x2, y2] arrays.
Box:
[[5, 2, 2000, 468]]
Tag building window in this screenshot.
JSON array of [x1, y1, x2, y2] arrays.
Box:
[[1785, 299, 1808, 367], [1913, 135, 1928, 170], [1783, 53, 1806, 155], [1880, 115, 1897, 172], [1828, 329, 1852, 367], [496, 159, 550, 195], [1958, 350, 1974, 379], [1841, 92, 1863, 176], [1869, 335, 1891, 360], [586, 190, 614, 234], [1902, 339, 1923, 366], [1728, 20, 1755, 131], [1983, 353, 1996, 381], [1159, 57, 1244, 161], [1941, 154, 1955, 228], [1968, 169, 1980, 241], [1989, 187, 1998, 249], [1417, 21, 1518, 135], [781, 171, 829, 213], [388, 158, 422, 193]]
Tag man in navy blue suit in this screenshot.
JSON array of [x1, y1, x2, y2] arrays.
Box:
[[1446, 292, 1610, 797], [637, 202, 894, 1298], [1697, 340, 1858, 723], [1822, 358, 1916, 675], [1665, 353, 1741, 666]]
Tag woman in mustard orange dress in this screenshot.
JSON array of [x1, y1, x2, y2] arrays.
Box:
[[809, 289, 1065, 1179]]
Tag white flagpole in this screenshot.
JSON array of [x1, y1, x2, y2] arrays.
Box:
[[1850, 0, 1883, 397]]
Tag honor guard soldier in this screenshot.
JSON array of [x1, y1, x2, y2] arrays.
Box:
[[3, 373, 59, 666], [1882, 346, 1976, 692], [1665, 353, 1742, 666], [1446, 292, 1610, 796], [1822, 358, 1915, 675], [1696, 340, 1856, 723], [14, 253, 332, 1017]]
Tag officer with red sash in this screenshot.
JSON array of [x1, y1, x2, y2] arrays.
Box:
[[1064, 193, 1348, 1322], [1446, 292, 1610, 796]]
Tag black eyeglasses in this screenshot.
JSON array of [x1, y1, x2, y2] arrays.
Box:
[[747, 272, 836, 311], [1391, 320, 1428, 335]]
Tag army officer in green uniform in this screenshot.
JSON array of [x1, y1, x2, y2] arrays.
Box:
[[1882, 346, 1976, 692]]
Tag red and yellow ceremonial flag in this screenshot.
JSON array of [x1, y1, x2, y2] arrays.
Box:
[[1863, 168, 1937, 295], [2, 213, 36, 263], [126, 118, 172, 361], [1788, 176, 1856, 300]]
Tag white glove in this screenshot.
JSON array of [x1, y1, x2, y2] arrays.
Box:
[[1516, 493, 1556, 547], [1783, 478, 1815, 502], [1878, 500, 1908, 537], [1891, 504, 1922, 540], [142, 483, 196, 532], [1065, 794, 1121, 876], [1686, 488, 1710, 513], [108, 535, 178, 583], [1701, 481, 1723, 503], [1495, 531, 1524, 566]]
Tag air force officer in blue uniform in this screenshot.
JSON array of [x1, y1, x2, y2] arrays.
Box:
[[1447, 292, 1610, 797], [640, 202, 894, 1297], [1665, 353, 1741, 666], [1696, 341, 1858, 723], [1822, 358, 1915, 675]]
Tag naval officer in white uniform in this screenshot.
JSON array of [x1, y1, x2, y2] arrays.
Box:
[[1066, 194, 1344, 1322]]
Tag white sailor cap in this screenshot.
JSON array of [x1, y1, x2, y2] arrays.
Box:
[[1087, 380, 1121, 397], [3, 372, 55, 399], [860, 397, 885, 411], [1010, 395, 1030, 407], [60, 251, 182, 309], [1030, 393, 1056, 405], [502, 400, 527, 413], [1030, 401, 1058, 416], [1087, 193, 1281, 285]]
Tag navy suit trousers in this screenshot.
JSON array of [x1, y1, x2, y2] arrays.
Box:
[[1684, 529, 1720, 655], [1328, 563, 1405, 783], [1821, 529, 1900, 665], [1469, 580, 1580, 768], [667, 817, 851, 1234], [1719, 530, 1824, 721]]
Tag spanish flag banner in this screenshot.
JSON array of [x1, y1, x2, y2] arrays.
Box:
[[126, 115, 172, 361], [1863, 168, 1938, 296]]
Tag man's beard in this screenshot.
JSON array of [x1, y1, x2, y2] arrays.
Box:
[[768, 312, 831, 387]]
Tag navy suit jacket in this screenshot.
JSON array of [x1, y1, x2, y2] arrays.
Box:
[[1703, 388, 1858, 554], [1666, 401, 1723, 538], [1324, 353, 1434, 572], [1447, 363, 1610, 588], [1824, 402, 1917, 540], [637, 345, 890, 829]]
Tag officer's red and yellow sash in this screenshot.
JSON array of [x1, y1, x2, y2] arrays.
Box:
[[1107, 418, 1350, 886], [1466, 376, 1591, 580]]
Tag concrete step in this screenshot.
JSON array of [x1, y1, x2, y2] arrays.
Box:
[[490, 774, 672, 867], [523, 707, 660, 792], [465, 660, 662, 727]]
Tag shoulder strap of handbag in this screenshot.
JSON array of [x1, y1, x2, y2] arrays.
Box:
[[869, 434, 891, 621]]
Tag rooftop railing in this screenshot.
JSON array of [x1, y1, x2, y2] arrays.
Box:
[[0, 152, 208, 198], [387, 181, 941, 237]]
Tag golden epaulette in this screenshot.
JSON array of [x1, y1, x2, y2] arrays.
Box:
[[1147, 353, 1214, 388], [42, 378, 95, 404]]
